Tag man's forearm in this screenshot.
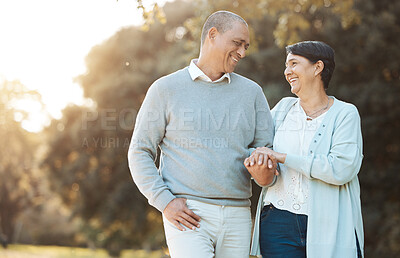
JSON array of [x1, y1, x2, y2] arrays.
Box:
[[128, 144, 175, 212]]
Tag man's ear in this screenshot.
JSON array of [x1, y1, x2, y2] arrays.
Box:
[[314, 60, 324, 76], [208, 27, 218, 42]]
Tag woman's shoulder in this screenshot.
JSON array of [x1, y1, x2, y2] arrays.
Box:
[[331, 97, 360, 116], [272, 97, 298, 111], [270, 97, 298, 123]]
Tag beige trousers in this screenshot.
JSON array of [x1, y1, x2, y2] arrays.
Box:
[[163, 199, 252, 258]]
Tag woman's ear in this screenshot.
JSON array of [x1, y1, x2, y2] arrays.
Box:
[[314, 60, 324, 76]]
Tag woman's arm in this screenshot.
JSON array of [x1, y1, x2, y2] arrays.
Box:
[[253, 107, 363, 186]]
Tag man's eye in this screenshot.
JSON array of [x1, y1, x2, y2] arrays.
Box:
[[234, 41, 241, 46]]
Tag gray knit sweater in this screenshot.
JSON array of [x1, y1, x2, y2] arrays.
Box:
[[128, 67, 273, 212]]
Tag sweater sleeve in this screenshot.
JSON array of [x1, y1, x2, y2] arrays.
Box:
[[127, 82, 175, 212], [249, 87, 274, 152], [284, 106, 363, 185]]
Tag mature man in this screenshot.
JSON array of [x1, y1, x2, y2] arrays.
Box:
[[128, 11, 276, 258]]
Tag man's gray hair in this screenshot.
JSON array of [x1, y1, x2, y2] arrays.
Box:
[[201, 11, 248, 46]]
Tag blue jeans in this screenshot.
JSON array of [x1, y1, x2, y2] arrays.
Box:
[[259, 205, 362, 258]]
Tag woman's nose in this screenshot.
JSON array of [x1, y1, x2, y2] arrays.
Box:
[[284, 66, 291, 76]]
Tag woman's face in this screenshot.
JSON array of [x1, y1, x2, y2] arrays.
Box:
[[284, 53, 316, 96]]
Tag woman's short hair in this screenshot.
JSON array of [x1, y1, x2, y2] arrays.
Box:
[[286, 41, 335, 89]]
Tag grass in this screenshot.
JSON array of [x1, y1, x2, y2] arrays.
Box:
[[0, 244, 166, 258], [0, 244, 258, 257]]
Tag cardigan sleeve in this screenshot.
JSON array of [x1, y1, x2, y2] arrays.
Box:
[[284, 105, 363, 185]]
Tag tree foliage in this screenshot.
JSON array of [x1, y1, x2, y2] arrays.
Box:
[[0, 80, 42, 243], [129, 0, 167, 31]]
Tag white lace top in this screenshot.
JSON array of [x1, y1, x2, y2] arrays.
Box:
[[264, 100, 327, 215]]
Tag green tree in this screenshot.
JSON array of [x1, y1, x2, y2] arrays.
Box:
[[0, 80, 42, 243]]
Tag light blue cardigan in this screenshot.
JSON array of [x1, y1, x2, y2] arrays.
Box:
[[250, 97, 364, 258]]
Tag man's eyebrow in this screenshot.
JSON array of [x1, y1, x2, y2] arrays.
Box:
[[240, 40, 250, 48], [235, 39, 250, 46]]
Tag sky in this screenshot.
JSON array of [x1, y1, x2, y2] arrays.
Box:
[[0, 0, 168, 132]]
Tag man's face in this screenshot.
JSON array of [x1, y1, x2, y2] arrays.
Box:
[[213, 22, 250, 74]]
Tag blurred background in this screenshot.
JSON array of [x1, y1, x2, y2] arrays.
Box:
[[0, 0, 399, 257]]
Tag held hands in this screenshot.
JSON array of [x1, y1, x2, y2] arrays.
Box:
[[252, 147, 287, 164], [244, 148, 279, 186], [163, 198, 201, 231]]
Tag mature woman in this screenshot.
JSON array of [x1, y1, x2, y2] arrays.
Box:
[[246, 41, 363, 257]]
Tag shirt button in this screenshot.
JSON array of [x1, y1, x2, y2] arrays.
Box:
[[314, 140, 317, 143], [318, 133, 321, 136], [310, 150, 313, 154], [323, 124, 326, 127]]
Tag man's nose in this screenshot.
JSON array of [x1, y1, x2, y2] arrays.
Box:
[[237, 46, 246, 58]]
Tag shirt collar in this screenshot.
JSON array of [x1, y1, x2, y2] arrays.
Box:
[[188, 59, 231, 84]]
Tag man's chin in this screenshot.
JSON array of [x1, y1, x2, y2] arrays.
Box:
[[226, 67, 236, 74]]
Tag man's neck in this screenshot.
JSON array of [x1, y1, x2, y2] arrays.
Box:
[[196, 56, 225, 81]]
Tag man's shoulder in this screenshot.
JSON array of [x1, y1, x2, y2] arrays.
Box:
[[152, 67, 190, 89], [230, 72, 261, 89]]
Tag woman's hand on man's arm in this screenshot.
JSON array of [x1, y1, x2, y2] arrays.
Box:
[[244, 152, 279, 187]]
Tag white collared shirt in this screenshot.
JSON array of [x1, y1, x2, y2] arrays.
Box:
[[264, 101, 327, 215], [188, 59, 231, 83]]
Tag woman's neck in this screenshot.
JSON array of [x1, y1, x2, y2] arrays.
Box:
[[298, 84, 330, 117]]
